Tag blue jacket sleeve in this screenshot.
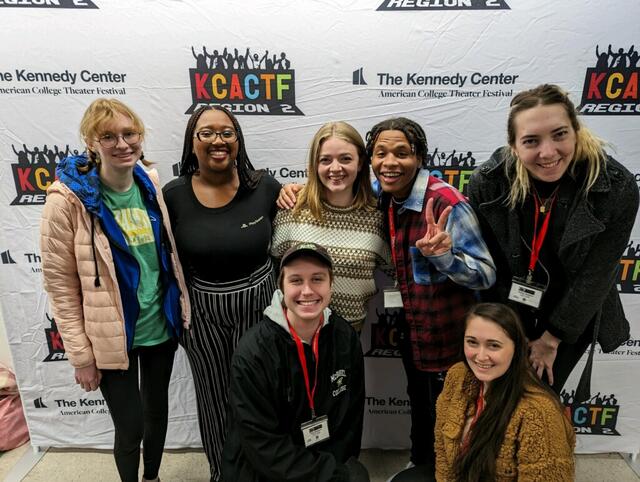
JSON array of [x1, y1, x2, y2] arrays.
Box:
[[422, 202, 496, 290]]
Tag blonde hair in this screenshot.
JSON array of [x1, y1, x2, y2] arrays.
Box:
[[505, 84, 605, 209], [294, 121, 375, 220], [79, 98, 150, 170]]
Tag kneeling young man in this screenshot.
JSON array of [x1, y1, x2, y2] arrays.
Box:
[[222, 242, 368, 482]]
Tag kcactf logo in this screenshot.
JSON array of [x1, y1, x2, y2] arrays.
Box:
[[0, 0, 97, 8], [426, 148, 478, 196], [186, 46, 303, 115], [42, 313, 67, 362], [365, 308, 402, 358], [10, 143, 79, 205], [377, 0, 509, 11], [579, 44, 640, 115], [618, 241, 640, 294], [561, 389, 621, 436]]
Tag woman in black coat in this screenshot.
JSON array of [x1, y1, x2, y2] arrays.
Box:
[[468, 84, 639, 399]]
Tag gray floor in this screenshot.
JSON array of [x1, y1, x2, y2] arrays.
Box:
[[1, 443, 639, 481]]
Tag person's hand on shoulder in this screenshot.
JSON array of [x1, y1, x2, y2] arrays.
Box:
[[277, 183, 303, 209]]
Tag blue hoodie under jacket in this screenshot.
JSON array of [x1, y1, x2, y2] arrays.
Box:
[[56, 154, 182, 349]]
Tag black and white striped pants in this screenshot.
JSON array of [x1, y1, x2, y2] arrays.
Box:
[[181, 259, 276, 482]]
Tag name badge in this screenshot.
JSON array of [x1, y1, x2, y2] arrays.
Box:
[[508, 277, 545, 308], [301, 415, 330, 447], [384, 288, 403, 309]]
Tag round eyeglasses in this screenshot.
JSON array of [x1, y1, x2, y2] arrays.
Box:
[[195, 129, 237, 143], [95, 132, 141, 148]]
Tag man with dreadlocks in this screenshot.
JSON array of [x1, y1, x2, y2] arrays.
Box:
[[365, 118, 496, 481], [163, 105, 281, 482]]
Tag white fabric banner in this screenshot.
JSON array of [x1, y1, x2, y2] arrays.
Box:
[[0, 0, 638, 453]]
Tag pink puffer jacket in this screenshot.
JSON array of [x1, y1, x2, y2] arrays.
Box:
[[40, 169, 190, 370]]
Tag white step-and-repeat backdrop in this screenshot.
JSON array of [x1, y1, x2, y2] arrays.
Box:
[[1, 0, 639, 453]]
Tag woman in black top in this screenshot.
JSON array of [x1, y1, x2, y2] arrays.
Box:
[[468, 84, 639, 400], [163, 105, 280, 481]]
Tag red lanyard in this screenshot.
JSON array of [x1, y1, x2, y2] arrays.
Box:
[[471, 383, 485, 427], [388, 203, 398, 268], [527, 191, 558, 282], [286, 310, 323, 418], [462, 383, 485, 452]]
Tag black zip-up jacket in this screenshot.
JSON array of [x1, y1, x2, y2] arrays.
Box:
[[222, 291, 365, 481], [468, 147, 638, 352]]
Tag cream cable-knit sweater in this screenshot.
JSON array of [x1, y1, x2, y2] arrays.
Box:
[[271, 202, 392, 331]]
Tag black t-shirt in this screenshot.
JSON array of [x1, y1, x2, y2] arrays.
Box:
[[163, 173, 281, 282]]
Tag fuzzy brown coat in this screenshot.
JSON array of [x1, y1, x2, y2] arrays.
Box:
[[435, 362, 575, 481]]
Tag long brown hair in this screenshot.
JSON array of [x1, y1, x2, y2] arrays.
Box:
[[455, 303, 562, 482], [294, 121, 375, 220], [505, 84, 605, 209]]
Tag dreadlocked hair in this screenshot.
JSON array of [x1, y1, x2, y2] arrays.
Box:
[[364, 117, 429, 167], [178, 105, 263, 190], [455, 303, 564, 482]]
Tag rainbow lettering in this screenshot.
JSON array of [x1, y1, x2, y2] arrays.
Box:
[[11, 161, 59, 205], [618, 255, 640, 294], [187, 68, 303, 115], [579, 44, 640, 115], [564, 403, 620, 436]]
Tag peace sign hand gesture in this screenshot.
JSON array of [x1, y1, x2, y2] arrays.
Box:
[[415, 198, 453, 256]]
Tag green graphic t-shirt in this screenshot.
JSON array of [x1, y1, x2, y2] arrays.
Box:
[[101, 181, 169, 348]]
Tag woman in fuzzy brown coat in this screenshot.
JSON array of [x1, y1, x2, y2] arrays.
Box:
[[435, 303, 575, 482]]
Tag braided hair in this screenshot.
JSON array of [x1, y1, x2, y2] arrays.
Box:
[[365, 117, 429, 167], [178, 105, 263, 190]]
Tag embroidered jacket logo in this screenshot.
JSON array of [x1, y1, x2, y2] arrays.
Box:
[[331, 369, 347, 397]]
